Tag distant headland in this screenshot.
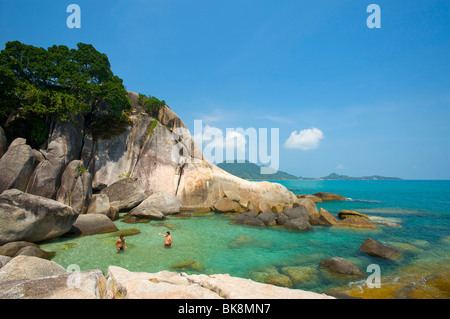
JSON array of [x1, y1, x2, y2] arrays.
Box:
[[217, 161, 402, 181]]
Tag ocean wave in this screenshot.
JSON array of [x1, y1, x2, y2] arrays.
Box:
[[346, 198, 382, 203]]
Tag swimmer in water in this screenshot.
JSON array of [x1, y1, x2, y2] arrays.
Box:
[[115, 235, 127, 253], [158, 231, 173, 247]]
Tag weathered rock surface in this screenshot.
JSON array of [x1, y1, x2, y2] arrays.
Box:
[[65, 214, 118, 237], [338, 210, 369, 220], [0, 189, 79, 245], [296, 194, 322, 203], [282, 206, 312, 230], [0, 138, 37, 194], [319, 257, 364, 276], [26, 115, 84, 199], [56, 160, 92, 214], [0, 255, 67, 282], [359, 238, 402, 260], [86, 194, 110, 215], [129, 207, 165, 220], [231, 211, 265, 226], [0, 126, 7, 158], [318, 208, 337, 225], [0, 241, 38, 257], [212, 197, 242, 213], [100, 178, 147, 211], [13, 245, 55, 260], [295, 198, 319, 218], [130, 191, 181, 216], [313, 192, 346, 201], [334, 217, 377, 229]]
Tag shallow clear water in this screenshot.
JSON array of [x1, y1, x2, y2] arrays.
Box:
[[39, 180, 450, 294]]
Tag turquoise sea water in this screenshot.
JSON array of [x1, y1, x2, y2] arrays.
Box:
[[40, 180, 450, 294]]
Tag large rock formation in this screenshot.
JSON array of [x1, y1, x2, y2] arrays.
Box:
[[0, 189, 79, 245], [0, 138, 38, 194]]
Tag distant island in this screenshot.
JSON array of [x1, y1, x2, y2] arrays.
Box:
[[217, 161, 402, 180]]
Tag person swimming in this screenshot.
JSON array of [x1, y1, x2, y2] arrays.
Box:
[[158, 231, 173, 247], [115, 235, 127, 253]]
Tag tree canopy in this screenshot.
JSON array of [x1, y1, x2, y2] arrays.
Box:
[[0, 41, 131, 145]]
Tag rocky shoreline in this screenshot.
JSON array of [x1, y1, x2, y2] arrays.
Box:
[[0, 255, 334, 299]]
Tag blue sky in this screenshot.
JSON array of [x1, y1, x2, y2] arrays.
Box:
[[1, 0, 449, 179]]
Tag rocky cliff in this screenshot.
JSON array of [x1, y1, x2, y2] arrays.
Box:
[[0, 92, 297, 244]]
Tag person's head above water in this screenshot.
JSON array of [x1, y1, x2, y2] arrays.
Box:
[[166, 231, 170, 235], [120, 235, 124, 239]]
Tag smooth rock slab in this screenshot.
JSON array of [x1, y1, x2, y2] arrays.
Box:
[[359, 238, 402, 260], [0, 189, 79, 245], [66, 214, 118, 237]]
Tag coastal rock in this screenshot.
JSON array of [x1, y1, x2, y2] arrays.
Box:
[[313, 192, 346, 201], [0, 267, 105, 299], [13, 246, 55, 260], [0, 241, 38, 257], [338, 210, 369, 220], [0, 189, 79, 245], [0, 126, 7, 158], [157, 104, 188, 132], [231, 211, 265, 226], [130, 191, 181, 216], [333, 217, 377, 229], [296, 194, 322, 203], [171, 258, 205, 272], [26, 114, 84, 199], [359, 238, 402, 260], [0, 256, 12, 268], [86, 194, 111, 216], [0, 138, 37, 194], [185, 273, 334, 299], [56, 160, 92, 214], [213, 198, 242, 213], [284, 218, 312, 230], [66, 214, 118, 237], [100, 178, 147, 211], [319, 208, 338, 225], [104, 266, 221, 299], [0, 255, 67, 282], [319, 257, 364, 276], [295, 198, 320, 218], [281, 266, 317, 284], [257, 212, 277, 226], [86, 104, 154, 190], [130, 208, 165, 220], [276, 212, 289, 225]]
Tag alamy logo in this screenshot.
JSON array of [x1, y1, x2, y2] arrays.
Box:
[[169, 120, 280, 175], [367, 4, 381, 29], [67, 4, 81, 29]]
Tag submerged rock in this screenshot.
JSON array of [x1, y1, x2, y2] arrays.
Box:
[[338, 210, 369, 220], [359, 238, 402, 260], [171, 258, 205, 272], [313, 192, 346, 201], [319, 257, 364, 276], [333, 217, 377, 229]]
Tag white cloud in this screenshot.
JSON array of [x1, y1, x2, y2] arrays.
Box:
[[284, 128, 324, 150], [335, 164, 345, 170]]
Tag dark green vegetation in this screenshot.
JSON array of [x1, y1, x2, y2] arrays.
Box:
[[217, 162, 402, 180], [0, 41, 167, 147], [217, 160, 299, 180], [138, 93, 166, 118]]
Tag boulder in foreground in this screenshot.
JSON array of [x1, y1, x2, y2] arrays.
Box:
[[0, 189, 78, 245]]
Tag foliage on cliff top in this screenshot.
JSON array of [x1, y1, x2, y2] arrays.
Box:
[[0, 41, 131, 146]]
